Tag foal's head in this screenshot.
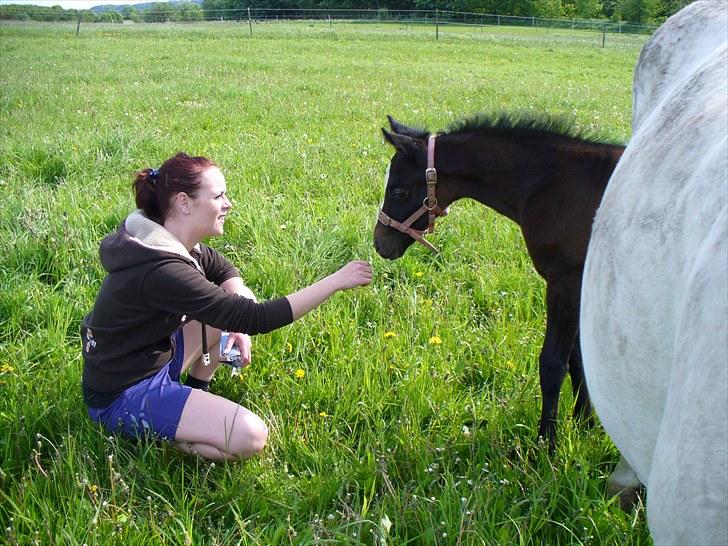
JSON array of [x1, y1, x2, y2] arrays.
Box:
[[374, 116, 433, 259]]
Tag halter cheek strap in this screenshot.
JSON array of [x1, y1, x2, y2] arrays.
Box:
[[378, 134, 447, 253]]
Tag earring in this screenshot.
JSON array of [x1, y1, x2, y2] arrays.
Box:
[[183, 208, 190, 215]]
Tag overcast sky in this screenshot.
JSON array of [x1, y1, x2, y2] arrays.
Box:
[[0, 0, 153, 8]]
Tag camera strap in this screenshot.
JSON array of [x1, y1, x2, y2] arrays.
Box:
[[201, 323, 210, 366]]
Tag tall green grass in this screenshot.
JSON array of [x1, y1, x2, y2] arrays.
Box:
[[0, 21, 650, 544]]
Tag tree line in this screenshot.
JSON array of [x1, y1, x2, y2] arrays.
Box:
[[0, 0, 691, 24]]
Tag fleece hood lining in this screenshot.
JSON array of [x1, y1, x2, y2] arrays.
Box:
[[125, 210, 203, 272]]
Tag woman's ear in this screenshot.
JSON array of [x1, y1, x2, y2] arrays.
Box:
[[174, 192, 192, 215]]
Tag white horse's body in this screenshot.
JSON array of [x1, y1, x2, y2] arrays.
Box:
[[581, 2, 728, 545]]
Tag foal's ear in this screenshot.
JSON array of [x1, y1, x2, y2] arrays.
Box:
[[387, 115, 429, 139], [382, 128, 421, 156]]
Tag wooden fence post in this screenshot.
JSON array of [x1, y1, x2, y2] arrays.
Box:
[[435, 8, 439, 40]]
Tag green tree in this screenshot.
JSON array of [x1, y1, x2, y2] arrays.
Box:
[[78, 9, 96, 22], [602, 0, 620, 17], [144, 2, 179, 22], [177, 2, 203, 21], [202, 0, 228, 20], [512, 0, 537, 17], [122, 6, 141, 22], [657, 0, 689, 19], [534, 0, 563, 18], [618, 0, 660, 22], [575, 0, 602, 18]]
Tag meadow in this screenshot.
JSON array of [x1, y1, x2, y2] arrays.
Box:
[[0, 21, 651, 544]]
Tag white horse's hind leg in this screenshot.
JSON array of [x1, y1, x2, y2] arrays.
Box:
[[608, 455, 643, 511]]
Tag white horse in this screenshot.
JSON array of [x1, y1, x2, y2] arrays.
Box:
[[581, 2, 727, 545]]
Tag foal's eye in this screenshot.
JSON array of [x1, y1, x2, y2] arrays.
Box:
[[390, 188, 409, 202]]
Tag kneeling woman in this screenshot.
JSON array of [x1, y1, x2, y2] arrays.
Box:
[[81, 152, 372, 461]]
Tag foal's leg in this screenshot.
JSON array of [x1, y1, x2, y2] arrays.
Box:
[[567, 332, 594, 426], [537, 276, 579, 450]]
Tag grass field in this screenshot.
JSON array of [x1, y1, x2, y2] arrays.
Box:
[[0, 21, 652, 545]]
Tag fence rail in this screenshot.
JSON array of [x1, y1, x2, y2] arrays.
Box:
[[0, 7, 657, 47], [234, 9, 657, 35], [0, 5, 658, 36]]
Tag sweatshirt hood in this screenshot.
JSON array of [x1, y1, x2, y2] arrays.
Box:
[[99, 210, 203, 273]]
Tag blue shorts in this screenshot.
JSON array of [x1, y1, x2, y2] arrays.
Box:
[[87, 329, 192, 441]]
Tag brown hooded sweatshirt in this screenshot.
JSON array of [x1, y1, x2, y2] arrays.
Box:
[[81, 210, 292, 407]]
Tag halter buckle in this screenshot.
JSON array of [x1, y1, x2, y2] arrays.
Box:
[[425, 167, 437, 184]]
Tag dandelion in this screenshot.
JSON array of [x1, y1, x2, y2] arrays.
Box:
[[319, 411, 328, 417], [286, 343, 293, 353], [428, 335, 442, 345], [415, 271, 424, 277], [383, 331, 397, 339], [89, 484, 98, 495], [294, 369, 305, 379], [0, 363, 15, 374]]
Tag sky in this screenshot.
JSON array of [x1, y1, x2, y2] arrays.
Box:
[[0, 0, 152, 8]]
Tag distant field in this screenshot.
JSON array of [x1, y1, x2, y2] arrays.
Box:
[[0, 22, 651, 545]]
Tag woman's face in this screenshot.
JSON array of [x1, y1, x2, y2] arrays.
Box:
[[187, 166, 232, 240]]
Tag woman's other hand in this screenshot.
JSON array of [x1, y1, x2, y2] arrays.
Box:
[[224, 332, 252, 366]]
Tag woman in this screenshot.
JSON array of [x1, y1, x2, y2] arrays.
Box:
[[81, 152, 372, 461]]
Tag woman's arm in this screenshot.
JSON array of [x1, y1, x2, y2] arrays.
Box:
[[219, 277, 256, 363], [286, 261, 372, 320], [220, 276, 257, 302], [143, 259, 371, 335]]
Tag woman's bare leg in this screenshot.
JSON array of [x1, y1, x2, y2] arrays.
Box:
[[174, 390, 267, 460], [174, 321, 267, 460]]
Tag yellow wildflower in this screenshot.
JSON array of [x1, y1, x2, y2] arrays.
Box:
[[294, 369, 305, 379], [428, 335, 442, 345], [286, 342, 293, 353], [383, 331, 397, 339], [506, 360, 517, 371], [319, 411, 328, 417], [415, 271, 424, 278], [89, 484, 98, 495], [0, 363, 14, 374]]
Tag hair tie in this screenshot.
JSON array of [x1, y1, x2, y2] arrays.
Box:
[[149, 168, 159, 180]]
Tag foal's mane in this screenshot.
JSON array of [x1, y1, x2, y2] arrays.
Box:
[[444, 111, 614, 144]]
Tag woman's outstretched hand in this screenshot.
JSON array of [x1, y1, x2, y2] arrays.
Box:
[[286, 260, 373, 320], [332, 260, 373, 291]]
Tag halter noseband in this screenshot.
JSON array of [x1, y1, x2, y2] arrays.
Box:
[[378, 134, 447, 253]]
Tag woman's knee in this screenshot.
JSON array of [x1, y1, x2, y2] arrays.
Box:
[[228, 412, 268, 459]]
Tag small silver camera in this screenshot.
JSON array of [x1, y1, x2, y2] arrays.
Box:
[[219, 332, 242, 368]]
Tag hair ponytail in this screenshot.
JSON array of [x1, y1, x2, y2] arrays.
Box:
[[133, 168, 163, 223]]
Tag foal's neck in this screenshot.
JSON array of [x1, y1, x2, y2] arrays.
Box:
[[436, 131, 618, 224]]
